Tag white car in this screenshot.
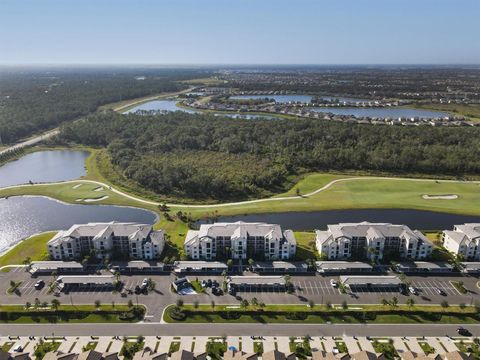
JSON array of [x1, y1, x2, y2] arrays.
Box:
[[330, 279, 338, 288], [408, 286, 418, 295], [140, 278, 149, 289]]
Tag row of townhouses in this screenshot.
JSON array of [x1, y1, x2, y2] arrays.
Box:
[[47, 222, 165, 261], [47, 221, 480, 262]]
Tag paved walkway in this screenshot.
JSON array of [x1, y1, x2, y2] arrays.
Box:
[[179, 336, 193, 351], [157, 336, 174, 353], [263, 337, 276, 352], [241, 337, 254, 353], [227, 336, 240, 351], [392, 338, 408, 353], [277, 337, 293, 353], [357, 338, 374, 352], [193, 336, 208, 353], [95, 337, 111, 353], [405, 339, 424, 354], [323, 338, 337, 352], [144, 336, 158, 351], [344, 337, 361, 353]]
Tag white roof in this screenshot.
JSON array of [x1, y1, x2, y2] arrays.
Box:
[[185, 221, 295, 246], [56, 275, 115, 285], [30, 261, 83, 270], [444, 224, 480, 245], [228, 275, 285, 285], [48, 222, 162, 246], [340, 275, 402, 286], [316, 261, 373, 270], [316, 222, 430, 245], [174, 261, 228, 269]]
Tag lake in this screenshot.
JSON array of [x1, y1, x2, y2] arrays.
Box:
[[198, 209, 480, 231], [0, 196, 157, 252], [311, 107, 450, 119], [0, 150, 89, 188], [123, 100, 197, 114], [230, 94, 313, 103]]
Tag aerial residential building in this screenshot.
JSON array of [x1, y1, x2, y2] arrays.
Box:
[[442, 223, 480, 260], [315, 222, 433, 261], [184, 221, 296, 260], [47, 222, 165, 261]]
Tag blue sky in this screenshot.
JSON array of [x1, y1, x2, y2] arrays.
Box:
[[0, 0, 479, 65]]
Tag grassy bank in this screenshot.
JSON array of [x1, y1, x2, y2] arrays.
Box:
[[410, 103, 480, 123], [163, 304, 480, 324], [0, 232, 56, 268], [0, 304, 145, 324]]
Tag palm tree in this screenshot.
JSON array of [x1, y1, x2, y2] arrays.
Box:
[[406, 298, 415, 308], [51, 299, 60, 311]]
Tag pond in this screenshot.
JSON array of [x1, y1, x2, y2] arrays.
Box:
[[0, 196, 157, 252], [0, 150, 89, 188], [230, 94, 313, 103], [198, 209, 480, 231], [311, 107, 450, 119], [123, 100, 197, 114]]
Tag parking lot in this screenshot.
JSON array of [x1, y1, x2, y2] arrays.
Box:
[[2, 267, 479, 322], [293, 278, 341, 296]]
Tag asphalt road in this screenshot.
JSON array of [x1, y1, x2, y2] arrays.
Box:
[[1, 323, 478, 337], [0, 129, 59, 156]]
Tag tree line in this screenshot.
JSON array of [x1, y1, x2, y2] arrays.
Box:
[[0, 68, 211, 143], [59, 111, 480, 201]]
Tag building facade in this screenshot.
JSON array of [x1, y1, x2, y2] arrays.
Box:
[[184, 221, 296, 260], [48, 222, 165, 261], [315, 222, 433, 261], [442, 223, 480, 260]]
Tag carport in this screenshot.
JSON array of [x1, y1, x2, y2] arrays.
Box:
[[29, 261, 84, 276], [110, 260, 165, 274], [253, 261, 309, 274], [394, 261, 454, 274], [340, 275, 403, 293], [173, 261, 228, 274], [316, 261, 373, 274], [227, 275, 286, 293], [55, 275, 116, 292], [459, 262, 480, 274]]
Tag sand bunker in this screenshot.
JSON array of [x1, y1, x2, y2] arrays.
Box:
[[75, 196, 109, 202], [422, 194, 458, 200], [84, 196, 109, 202], [72, 184, 82, 189]]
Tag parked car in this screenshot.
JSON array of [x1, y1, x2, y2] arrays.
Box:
[[436, 287, 446, 296], [212, 287, 223, 296], [408, 286, 418, 295], [34, 280, 45, 290], [457, 327, 472, 336], [212, 280, 219, 287], [330, 279, 338, 288], [13, 345, 23, 352], [206, 279, 213, 287], [140, 278, 149, 289]]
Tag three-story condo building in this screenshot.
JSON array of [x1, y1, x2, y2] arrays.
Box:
[[316, 222, 433, 261], [442, 223, 480, 260], [48, 222, 165, 261], [184, 221, 296, 260]]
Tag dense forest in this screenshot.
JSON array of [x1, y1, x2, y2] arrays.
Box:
[[0, 68, 210, 143], [59, 111, 480, 201]]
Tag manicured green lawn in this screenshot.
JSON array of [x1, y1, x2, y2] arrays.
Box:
[[0, 232, 56, 267], [163, 304, 480, 325], [0, 304, 145, 324], [293, 231, 317, 260]]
